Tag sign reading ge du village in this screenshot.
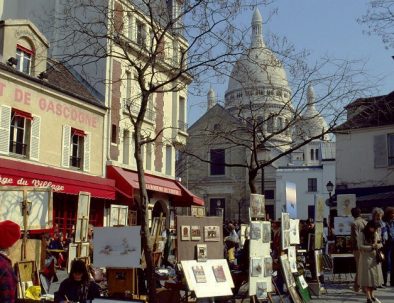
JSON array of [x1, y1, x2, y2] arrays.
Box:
[[0, 81, 99, 128], [0, 175, 65, 192]]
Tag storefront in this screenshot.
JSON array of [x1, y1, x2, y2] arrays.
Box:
[[0, 157, 116, 235]]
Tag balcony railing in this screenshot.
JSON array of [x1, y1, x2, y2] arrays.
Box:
[[70, 156, 82, 169], [178, 120, 188, 132], [9, 141, 28, 156], [123, 98, 155, 121]]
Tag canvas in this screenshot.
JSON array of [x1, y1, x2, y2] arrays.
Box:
[[75, 216, 89, 242], [251, 258, 263, 277], [289, 219, 300, 244], [110, 204, 128, 226], [314, 223, 323, 249], [281, 213, 290, 231], [337, 194, 356, 217], [264, 256, 273, 277], [282, 230, 290, 250], [80, 242, 90, 258], [204, 226, 220, 242], [256, 281, 268, 299], [93, 226, 141, 268], [262, 222, 271, 243], [197, 244, 207, 262], [334, 216, 353, 235], [250, 193, 265, 219], [181, 225, 191, 241], [314, 195, 325, 222], [191, 226, 202, 241], [212, 265, 226, 282], [192, 265, 207, 283], [250, 222, 261, 240], [67, 243, 78, 273]]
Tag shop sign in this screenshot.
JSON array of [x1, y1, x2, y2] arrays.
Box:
[[0, 175, 64, 191]]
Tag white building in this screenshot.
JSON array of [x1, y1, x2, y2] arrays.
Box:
[[334, 91, 394, 212]]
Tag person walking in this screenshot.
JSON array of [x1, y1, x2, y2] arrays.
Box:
[[384, 207, 394, 286], [0, 220, 21, 303], [351, 207, 367, 292], [358, 220, 384, 303]]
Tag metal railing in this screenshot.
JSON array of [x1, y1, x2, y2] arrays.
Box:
[[9, 141, 28, 156]]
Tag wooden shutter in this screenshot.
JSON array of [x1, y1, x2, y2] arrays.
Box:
[[29, 115, 41, 161], [62, 125, 71, 168], [83, 132, 91, 172], [374, 134, 388, 168], [0, 105, 11, 155]]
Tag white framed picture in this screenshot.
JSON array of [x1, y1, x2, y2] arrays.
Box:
[[181, 225, 191, 241]]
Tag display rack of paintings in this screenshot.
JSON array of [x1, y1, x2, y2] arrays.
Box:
[[334, 216, 353, 235], [337, 194, 356, 217]]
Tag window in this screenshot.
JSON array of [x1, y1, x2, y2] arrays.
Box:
[[310, 149, 314, 160], [9, 109, 32, 156], [136, 20, 145, 47], [210, 149, 225, 175], [123, 129, 130, 165], [111, 124, 117, 144], [264, 190, 275, 199], [308, 178, 317, 192], [70, 129, 85, 169], [388, 134, 394, 166], [145, 142, 152, 170], [178, 96, 186, 132], [166, 145, 172, 175], [126, 72, 132, 100], [315, 149, 319, 161], [127, 13, 133, 40], [16, 45, 33, 75], [267, 115, 274, 133]]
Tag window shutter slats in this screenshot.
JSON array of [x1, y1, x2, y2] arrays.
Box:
[[0, 105, 11, 155], [83, 132, 91, 172], [29, 115, 41, 161], [374, 134, 388, 168], [62, 125, 71, 168]]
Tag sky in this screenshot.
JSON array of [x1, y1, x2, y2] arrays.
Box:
[[187, 0, 394, 126]]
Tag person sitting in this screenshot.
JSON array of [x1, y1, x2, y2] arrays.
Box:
[[54, 259, 100, 303]]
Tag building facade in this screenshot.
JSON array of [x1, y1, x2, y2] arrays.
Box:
[[0, 20, 115, 234]]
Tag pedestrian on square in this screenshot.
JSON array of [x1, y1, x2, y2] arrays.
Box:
[[0, 220, 21, 303], [358, 220, 384, 303], [383, 207, 394, 286], [351, 207, 367, 292], [54, 259, 100, 303]]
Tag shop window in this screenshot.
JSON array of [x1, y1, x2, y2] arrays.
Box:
[[16, 45, 33, 75], [308, 178, 317, 192], [210, 149, 225, 175], [70, 129, 85, 169], [9, 109, 33, 157]]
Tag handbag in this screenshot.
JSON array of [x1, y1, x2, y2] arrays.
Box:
[[376, 248, 385, 263]]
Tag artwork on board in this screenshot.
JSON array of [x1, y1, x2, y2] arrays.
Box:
[[282, 230, 290, 250], [337, 194, 356, 217], [334, 216, 353, 235], [181, 225, 191, 241], [285, 182, 297, 219], [250, 193, 265, 219], [93, 226, 141, 268], [250, 222, 261, 240], [314, 250, 323, 276], [315, 195, 325, 222], [256, 281, 268, 299], [298, 275, 309, 289], [314, 222, 324, 250], [281, 213, 290, 231], [192, 265, 207, 283], [196, 244, 207, 262], [240, 224, 248, 247], [204, 226, 220, 242], [288, 246, 297, 273], [191, 206, 205, 217], [280, 255, 296, 288], [191, 226, 202, 241], [212, 265, 226, 282], [334, 236, 352, 253], [262, 222, 271, 243], [289, 219, 300, 245], [251, 258, 263, 277], [264, 256, 273, 277]]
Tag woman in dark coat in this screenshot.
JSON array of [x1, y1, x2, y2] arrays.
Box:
[[54, 259, 100, 303]]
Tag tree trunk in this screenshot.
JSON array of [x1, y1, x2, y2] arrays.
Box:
[[248, 168, 258, 194]]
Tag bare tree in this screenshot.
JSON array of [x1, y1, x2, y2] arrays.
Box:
[[359, 0, 394, 49]]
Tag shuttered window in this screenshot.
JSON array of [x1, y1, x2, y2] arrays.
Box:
[[374, 134, 388, 168]]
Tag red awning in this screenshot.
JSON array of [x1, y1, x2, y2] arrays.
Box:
[[0, 158, 115, 200], [71, 128, 86, 137], [13, 108, 33, 120], [107, 166, 204, 206]]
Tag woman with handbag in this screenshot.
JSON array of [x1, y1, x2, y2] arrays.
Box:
[[358, 220, 384, 303]]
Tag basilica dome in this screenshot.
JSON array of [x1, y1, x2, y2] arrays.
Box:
[[224, 8, 291, 109]]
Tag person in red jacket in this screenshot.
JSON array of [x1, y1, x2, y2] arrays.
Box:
[[0, 220, 21, 303]]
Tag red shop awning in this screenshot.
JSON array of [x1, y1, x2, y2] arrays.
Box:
[[0, 158, 115, 200], [107, 165, 204, 206]]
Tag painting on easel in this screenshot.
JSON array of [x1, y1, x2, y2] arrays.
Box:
[[75, 192, 91, 242]]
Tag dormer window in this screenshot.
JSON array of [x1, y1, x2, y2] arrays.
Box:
[[16, 45, 33, 75]]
